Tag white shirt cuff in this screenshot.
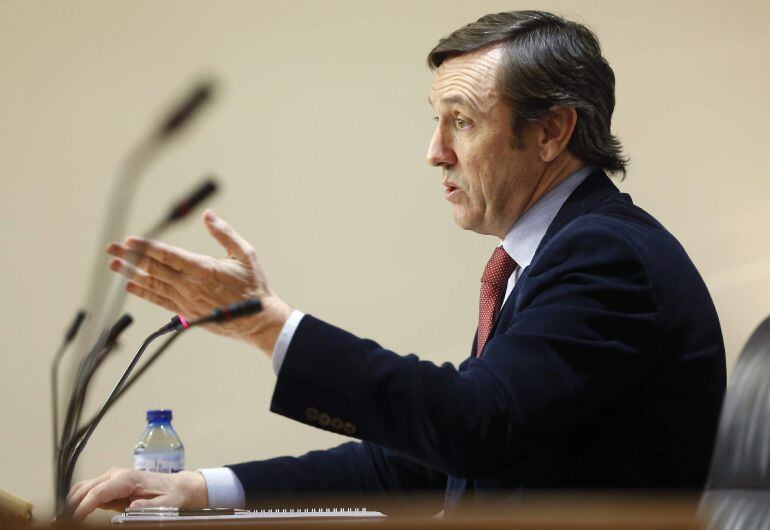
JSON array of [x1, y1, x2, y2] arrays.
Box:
[[198, 467, 246, 509], [272, 309, 305, 375]]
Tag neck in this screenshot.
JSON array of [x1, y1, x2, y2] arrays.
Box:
[[523, 155, 584, 216], [493, 155, 584, 239]]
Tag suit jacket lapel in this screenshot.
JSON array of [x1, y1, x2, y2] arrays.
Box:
[[488, 170, 621, 340], [536, 169, 620, 255]]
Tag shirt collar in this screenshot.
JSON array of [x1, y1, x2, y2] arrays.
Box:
[[501, 165, 594, 268]]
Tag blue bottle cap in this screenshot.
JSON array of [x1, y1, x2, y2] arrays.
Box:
[[147, 409, 173, 422]]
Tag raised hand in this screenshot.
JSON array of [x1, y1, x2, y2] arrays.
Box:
[[107, 209, 291, 353], [67, 467, 207, 520]]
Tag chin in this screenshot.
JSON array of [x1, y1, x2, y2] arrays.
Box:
[[453, 211, 501, 237], [452, 210, 482, 233]]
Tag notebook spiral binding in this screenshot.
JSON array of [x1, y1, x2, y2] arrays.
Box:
[[252, 507, 368, 513]]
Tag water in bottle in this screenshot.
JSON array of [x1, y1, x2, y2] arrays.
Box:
[[134, 409, 184, 472]]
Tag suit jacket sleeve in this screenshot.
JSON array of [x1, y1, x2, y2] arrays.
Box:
[[227, 441, 446, 503], [269, 221, 661, 479]]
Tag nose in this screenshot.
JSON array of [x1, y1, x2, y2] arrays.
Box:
[[426, 126, 457, 167]]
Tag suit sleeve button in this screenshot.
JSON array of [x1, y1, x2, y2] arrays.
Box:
[[305, 407, 318, 421], [331, 417, 343, 430], [318, 413, 331, 426], [343, 422, 357, 436]]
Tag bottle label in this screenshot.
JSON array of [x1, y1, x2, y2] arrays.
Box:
[[134, 453, 184, 473]]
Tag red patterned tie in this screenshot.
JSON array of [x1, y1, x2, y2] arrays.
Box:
[[476, 246, 517, 356]]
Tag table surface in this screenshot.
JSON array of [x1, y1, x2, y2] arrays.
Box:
[[4, 491, 719, 529]]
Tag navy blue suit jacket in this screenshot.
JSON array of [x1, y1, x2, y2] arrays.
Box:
[[229, 171, 726, 511]]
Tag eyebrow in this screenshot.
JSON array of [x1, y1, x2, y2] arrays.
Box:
[[440, 95, 468, 106], [428, 94, 474, 109]]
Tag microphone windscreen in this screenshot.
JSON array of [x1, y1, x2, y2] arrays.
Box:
[[168, 178, 218, 222], [65, 310, 87, 342], [107, 314, 134, 344], [187, 299, 263, 327], [157, 79, 215, 139], [221, 299, 263, 320]]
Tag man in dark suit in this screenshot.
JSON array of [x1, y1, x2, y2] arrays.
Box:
[[68, 10, 725, 519]]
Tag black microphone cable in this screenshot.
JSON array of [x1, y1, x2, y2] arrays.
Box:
[[56, 315, 133, 504], [51, 310, 87, 450], [51, 310, 86, 477]]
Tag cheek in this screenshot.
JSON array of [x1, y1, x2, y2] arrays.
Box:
[[482, 157, 521, 209], [462, 152, 485, 191]]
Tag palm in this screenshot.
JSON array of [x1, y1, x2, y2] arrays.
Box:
[[107, 210, 273, 343]]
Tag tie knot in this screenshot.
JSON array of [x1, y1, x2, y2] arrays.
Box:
[[481, 247, 517, 287]]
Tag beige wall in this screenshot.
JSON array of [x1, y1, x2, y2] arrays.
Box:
[[1, 0, 768, 521]]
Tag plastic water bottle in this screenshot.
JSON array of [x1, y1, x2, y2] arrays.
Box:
[[133, 409, 185, 473]]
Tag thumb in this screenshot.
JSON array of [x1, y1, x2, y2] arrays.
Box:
[[203, 210, 253, 259]]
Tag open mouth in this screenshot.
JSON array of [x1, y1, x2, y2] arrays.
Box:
[[443, 183, 461, 201]]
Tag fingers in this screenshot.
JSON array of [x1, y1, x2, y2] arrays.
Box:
[[125, 281, 182, 314], [107, 243, 183, 282], [68, 471, 112, 509], [67, 469, 199, 521], [71, 470, 138, 521], [107, 242, 188, 314], [109, 258, 182, 300], [203, 210, 255, 259], [123, 237, 207, 274]]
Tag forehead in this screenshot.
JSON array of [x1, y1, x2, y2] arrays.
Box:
[[429, 45, 503, 110]]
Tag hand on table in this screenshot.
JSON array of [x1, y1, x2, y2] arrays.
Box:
[[107, 209, 291, 354], [67, 467, 207, 521]]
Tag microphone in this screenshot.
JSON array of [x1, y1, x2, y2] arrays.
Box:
[[154, 79, 215, 141], [166, 179, 218, 223], [70, 79, 218, 396], [175, 299, 264, 329], [143, 177, 219, 240], [65, 311, 89, 343], [56, 300, 262, 518], [105, 314, 135, 345]]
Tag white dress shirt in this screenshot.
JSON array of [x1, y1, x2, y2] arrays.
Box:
[[199, 166, 594, 507]]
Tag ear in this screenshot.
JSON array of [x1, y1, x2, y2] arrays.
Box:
[[536, 106, 578, 163]]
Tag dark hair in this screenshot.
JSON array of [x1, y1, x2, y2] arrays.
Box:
[[428, 11, 628, 176]]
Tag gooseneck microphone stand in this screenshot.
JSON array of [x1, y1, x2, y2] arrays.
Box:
[[51, 311, 87, 471], [52, 176, 218, 512], [66, 332, 182, 451], [56, 299, 263, 520], [56, 317, 183, 513], [70, 81, 216, 387]]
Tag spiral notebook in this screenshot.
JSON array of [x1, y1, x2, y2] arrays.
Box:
[[111, 507, 386, 524]]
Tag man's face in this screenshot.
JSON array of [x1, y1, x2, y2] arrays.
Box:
[[427, 46, 543, 238]]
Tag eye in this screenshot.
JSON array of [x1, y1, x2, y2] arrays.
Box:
[[454, 117, 471, 129]]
